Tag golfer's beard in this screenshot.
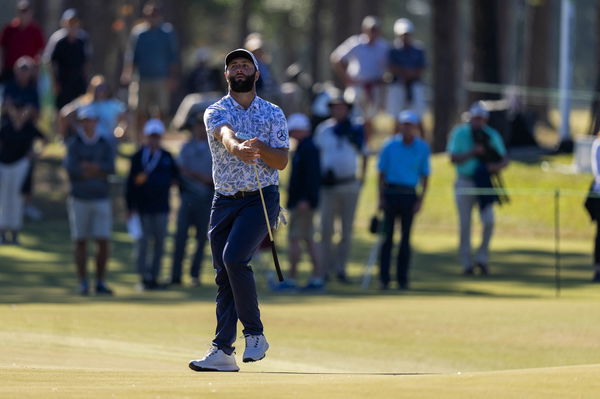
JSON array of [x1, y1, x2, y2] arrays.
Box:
[[228, 74, 255, 93]]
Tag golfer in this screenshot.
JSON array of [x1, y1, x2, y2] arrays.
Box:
[[189, 49, 289, 372]]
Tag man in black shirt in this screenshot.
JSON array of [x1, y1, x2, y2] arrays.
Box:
[[43, 9, 90, 109]]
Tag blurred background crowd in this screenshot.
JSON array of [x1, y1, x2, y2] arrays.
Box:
[[0, 0, 598, 296]]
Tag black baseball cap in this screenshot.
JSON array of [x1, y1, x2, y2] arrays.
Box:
[[224, 48, 259, 72]]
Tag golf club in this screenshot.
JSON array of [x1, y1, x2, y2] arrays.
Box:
[[253, 163, 284, 282]]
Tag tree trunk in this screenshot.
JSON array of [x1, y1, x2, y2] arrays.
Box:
[[309, 0, 323, 83], [470, 0, 501, 102], [431, 0, 460, 152], [238, 0, 253, 47], [526, 0, 554, 126]]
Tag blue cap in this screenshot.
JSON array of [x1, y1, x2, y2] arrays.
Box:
[[398, 110, 420, 125]]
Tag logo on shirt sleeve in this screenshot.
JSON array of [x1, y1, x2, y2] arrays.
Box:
[[277, 129, 287, 142]]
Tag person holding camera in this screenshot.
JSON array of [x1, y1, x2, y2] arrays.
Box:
[[447, 101, 509, 276]]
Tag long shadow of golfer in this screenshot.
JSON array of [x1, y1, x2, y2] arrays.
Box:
[[241, 371, 437, 376]]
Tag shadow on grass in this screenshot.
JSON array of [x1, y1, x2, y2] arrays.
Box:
[[0, 213, 594, 305]]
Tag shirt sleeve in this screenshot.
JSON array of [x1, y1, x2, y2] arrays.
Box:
[[203, 104, 229, 135], [377, 142, 389, 174], [446, 125, 463, 154], [269, 106, 289, 149], [331, 36, 357, 64]]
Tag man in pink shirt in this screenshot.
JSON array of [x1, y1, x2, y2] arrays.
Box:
[[0, 0, 45, 82]]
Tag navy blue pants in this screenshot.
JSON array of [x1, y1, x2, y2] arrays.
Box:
[[379, 189, 417, 287], [209, 185, 279, 354]]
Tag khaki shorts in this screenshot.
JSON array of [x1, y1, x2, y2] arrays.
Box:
[[131, 78, 170, 116], [287, 207, 315, 240], [67, 197, 112, 240]]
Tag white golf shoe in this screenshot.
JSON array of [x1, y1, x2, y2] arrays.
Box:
[[243, 334, 269, 363], [189, 345, 239, 372]]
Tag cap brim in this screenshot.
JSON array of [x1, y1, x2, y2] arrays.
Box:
[[224, 49, 258, 71]]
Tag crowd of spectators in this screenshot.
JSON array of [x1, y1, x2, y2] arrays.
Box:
[[6, 2, 591, 295]]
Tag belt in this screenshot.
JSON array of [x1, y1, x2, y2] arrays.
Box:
[[219, 185, 277, 199], [221, 189, 261, 199], [384, 183, 416, 193]]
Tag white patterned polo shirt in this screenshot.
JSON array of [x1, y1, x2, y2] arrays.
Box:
[[204, 94, 289, 195]]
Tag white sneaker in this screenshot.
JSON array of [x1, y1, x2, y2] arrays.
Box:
[[189, 345, 239, 372], [243, 334, 269, 363]]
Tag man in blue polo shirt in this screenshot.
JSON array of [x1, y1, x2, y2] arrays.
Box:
[[386, 18, 427, 126], [377, 110, 430, 290]]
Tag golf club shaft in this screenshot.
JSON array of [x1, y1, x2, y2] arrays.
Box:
[[253, 163, 284, 281]]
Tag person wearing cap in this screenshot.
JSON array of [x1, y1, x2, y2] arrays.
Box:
[[377, 110, 430, 290], [0, 0, 45, 83], [386, 18, 427, 130], [184, 47, 223, 95], [188, 48, 288, 372], [125, 118, 179, 291], [271, 113, 322, 292], [447, 101, 509, 276], [169, 110, 213, 287], [244, 32, 280, 103], [313, 93, 368, 284], [121, 1, 179, 139], [43, 8, 91, 109], [0, 94, 45, 245], [63, 106, 115, 295], [330, 15, 390, 135], [2, 55, 43, 222], [2, 56, 39, 122]]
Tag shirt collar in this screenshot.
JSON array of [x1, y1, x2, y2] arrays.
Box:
[[226, 94, 261, 111]]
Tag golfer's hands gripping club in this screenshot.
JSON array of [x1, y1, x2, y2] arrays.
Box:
[[234, 138, 266, 164]]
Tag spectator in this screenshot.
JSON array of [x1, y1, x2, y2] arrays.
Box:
[[330, 16, 389, 139], [60, 75, 128, 151], [64, 107, 115, 296], [125, 119, 178, 290], [447, 102, 509, 275], [377, 110, 430, 290], [184, 47, 223, 95], [3, 56, 43, 222], [279, 113, 322, 291], [170, 110, 213, 287], [386, 18, 427, 128], [0, 0, 45, 83], [0, 101, 45, 244], [314, 94, 368, 283], [121, 2, 179, 140], [2, 56, 39, 121], [245, 33, 280, 103], [43, 8, 91, 110], [586, 135, 600, 282]]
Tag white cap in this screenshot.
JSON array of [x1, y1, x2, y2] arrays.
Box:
[[468, 101, 490, 120], [398, 110, 420, 125], [287, 113, 311, 131], [143, 119, 166, 136], [394, 18, 414, 35]]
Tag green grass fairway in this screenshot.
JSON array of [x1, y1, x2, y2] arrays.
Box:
[[2, 298, 600, 398], [1, 145, 599, 397]]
